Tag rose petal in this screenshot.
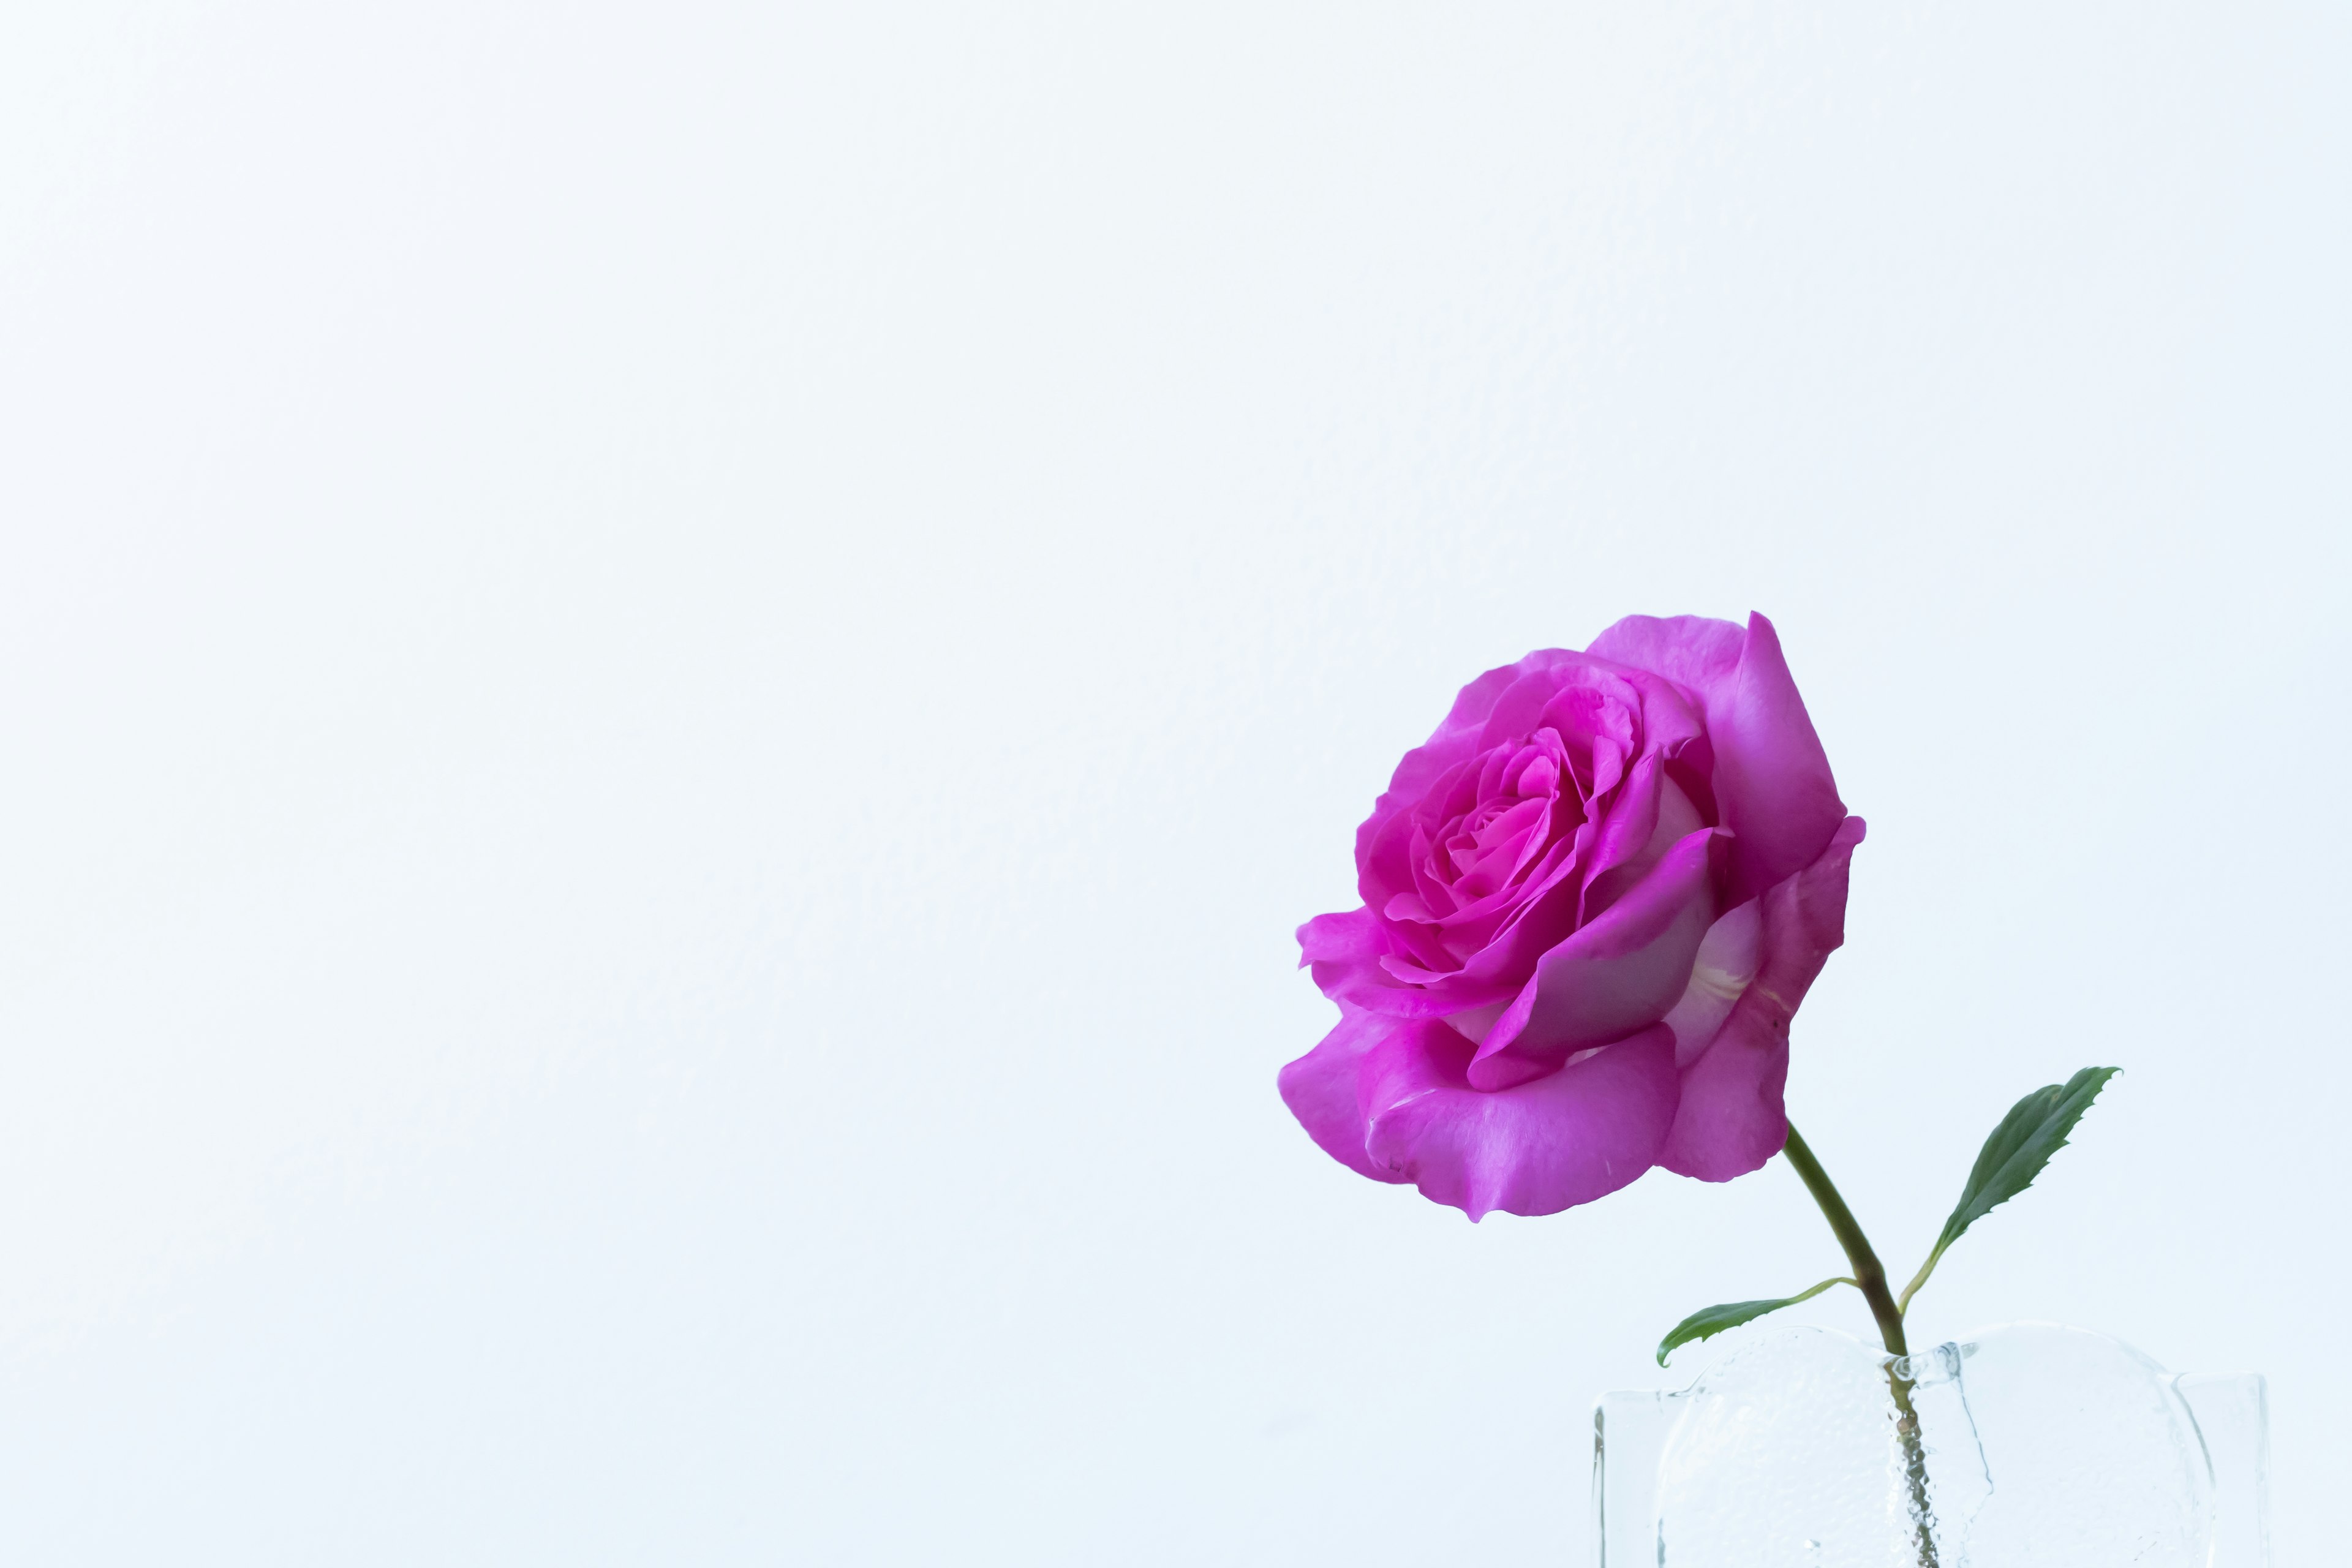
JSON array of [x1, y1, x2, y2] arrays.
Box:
[[1711, 615, 1848, 902], [1471, 656, 1610, 755], [1359, 1020, 1679, 1219], [1303, 897, 1549, 1020], [1589, 612, 1845, 905], [1297, 907, 1456, 1018], [1581, 761, 1706, 919], [1362, 848, 1593, 1015], [1659, 898, 1765, 1068], [1275, 1009, 1404, 1185], [1586, 613, 1746, 701], [1354, 652, 1581, 877], [1466, 827, 1721, 1089], [1658, 815, 1867, 1181]]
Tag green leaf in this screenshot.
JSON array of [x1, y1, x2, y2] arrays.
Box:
[[1935, 1066, 2120, 1253], [1656, 1278, 1853, 1366], [1898, 1066, 2120, 1313]]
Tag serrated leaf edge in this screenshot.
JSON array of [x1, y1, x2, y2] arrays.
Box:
[[1896, 1066, 2120, 1316]]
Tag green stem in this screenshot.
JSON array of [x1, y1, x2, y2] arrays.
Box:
[[1781, 1124, 1905, 1355], [1782, 1123, 1940, 1568]]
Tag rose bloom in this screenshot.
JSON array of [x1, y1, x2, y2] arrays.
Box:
[[1280, 614, 1864, 1219]]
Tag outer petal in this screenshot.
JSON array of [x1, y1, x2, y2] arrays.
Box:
[[1465, 827, 1722, 1090], [1586, 613, 1745, 701], [1590, 612, 1845, 905], [1275, 1009, 1403, 1184], [1297, 907, 1427, 1016], [1466, 653, 1612, 750], [1710, 615, 1847, 902], [1658, 815, 1867, 1181], [1359, 1020, 1679, 1219]]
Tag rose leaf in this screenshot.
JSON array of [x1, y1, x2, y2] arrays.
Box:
[[1656, 1278, 1855, 1367], [1898, 1065, 2121, 1314]]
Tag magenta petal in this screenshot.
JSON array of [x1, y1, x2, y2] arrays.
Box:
[[1276, 1010, 1403, 1185], [1299, 907, 1461, 1019], [1654, 1008, 1790, 1183], [1352, 848, 1593, 1018], [1709, 614, 1847, 902], [1360, 1020, 1679, 1219], [1589, 612, 1845, 905], [1470, 655, 1605, 753], [1582, 764, 1707, 918], [1355, 653, 1577, 875], [1466, 827, 1721, 1090], [1576, 752, 1667, 908], [1586, 613, 1746, 700], [1659, 815, 1867, 1181]]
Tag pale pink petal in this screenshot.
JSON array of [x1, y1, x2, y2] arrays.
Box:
[[1659, 816, 1867, 1180], [1660, 898, 1765, 1068]]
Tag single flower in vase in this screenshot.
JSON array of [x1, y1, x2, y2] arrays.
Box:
[[1278, 613, 2167, 1567]]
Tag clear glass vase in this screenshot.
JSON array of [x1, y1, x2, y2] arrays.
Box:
[[1593, 1322, 2269, 1567]]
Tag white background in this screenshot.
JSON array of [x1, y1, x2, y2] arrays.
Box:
[[1, 4, 2344, 1562]]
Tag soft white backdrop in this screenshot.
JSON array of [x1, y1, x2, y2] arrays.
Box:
[[1, 4, 2344, 1563]]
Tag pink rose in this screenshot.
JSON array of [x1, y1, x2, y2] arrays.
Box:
[[1280, 613, 1865, 1219]]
